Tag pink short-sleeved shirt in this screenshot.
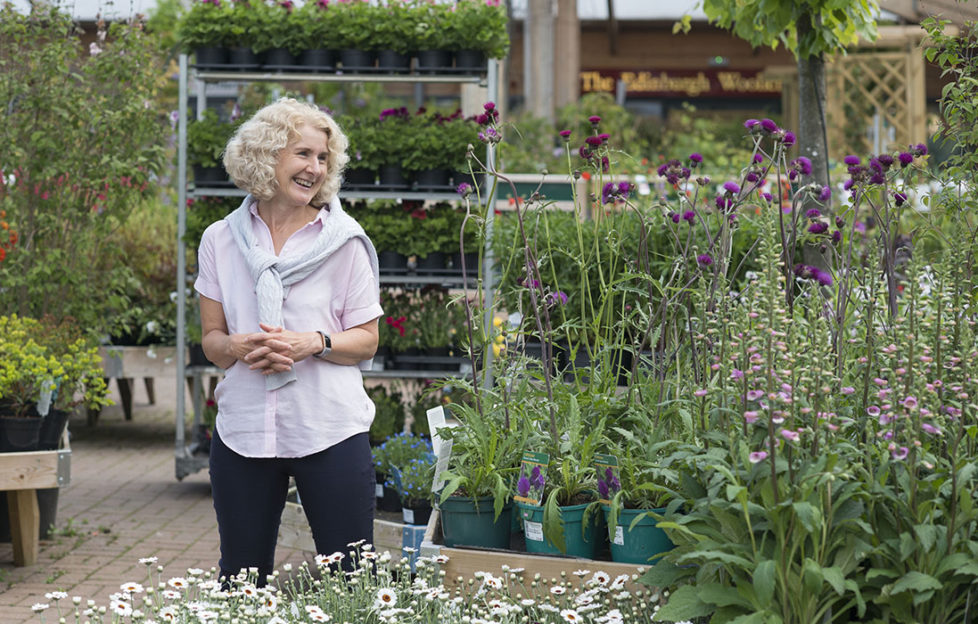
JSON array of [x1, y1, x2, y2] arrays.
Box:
[[194, 201, 383, 458]]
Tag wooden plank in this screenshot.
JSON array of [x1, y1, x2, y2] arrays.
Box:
[[98, 346, 180, 379], [278, 501, 316, 552], [8, 490, 39, 566], [0, 450, 61, 490]]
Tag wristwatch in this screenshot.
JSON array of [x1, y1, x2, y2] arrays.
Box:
[[315, 330, 332, 359]]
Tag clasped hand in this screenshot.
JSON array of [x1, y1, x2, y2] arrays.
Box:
[[241, 323, 309, 375]]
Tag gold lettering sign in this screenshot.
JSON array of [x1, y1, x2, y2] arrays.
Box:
[[579, 69, 781, 97]]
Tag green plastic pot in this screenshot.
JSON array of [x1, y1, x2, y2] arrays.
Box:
[[440, 495, 512, 549], [517, 501, 605, 559], [603, 505, 674, 564]]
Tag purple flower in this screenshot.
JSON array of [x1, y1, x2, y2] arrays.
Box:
[[598, 133, 610, 143], [891, 446, 909, 461], [915, 143, 928, 156], [588, 115, 601, 125], [578, 145, 592, 160], [782, 131, 796, 146], [781, 429, 800, 442], [744, 119, 760, 131], [731, 369, 744, 380], [893, 191, 907, 206], [818, 186, 831, 202], [697, 254, 713, 267], [745, 171, 760, 183], [753, 153, 764, 164], [723, 181, 740, 194], [517, 475, 531, 497], [689, 153, 703, 165], [791, 156, 813, 176], [898, 152, 914, 166], [844, 155, 861, 166], [921, 423, 942, 436], [585, 135, 603, 147], [762, 192, 773, 202], [597, 479, 609, 499], [748, 451, 768, 464], [805, 208, 822, 218], [814, 269, 833, 286], [456, 182, 472, 197], [843, 178, 856, 191], [867, 405, 881, 417], [682, 210, 696, 223], [869, 172, 885, 185], [877, 154, 895, 167], [808, 222, 828, 234], [483, 101, 496, 112], [746, 390, 764, 401], [531, 465, 545, 489], [558, 129, 572, 139], [760, 118, 779, 133], [831, 230, 842, 244], [670, 212, 680, 223], [715, 195, 733, 211], [546, 290, 569, 306]]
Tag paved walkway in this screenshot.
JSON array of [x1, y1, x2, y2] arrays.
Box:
[[0, 373, 314, 624]]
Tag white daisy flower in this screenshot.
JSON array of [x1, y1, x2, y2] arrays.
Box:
[[609, 574, 630, 591], [110, 599, 133, 616], [560, 608, 582, 622], [121, 582, 145, 594], [167, 577, 189, 590], [310, 613, 331, 622], [139, 557, 159, 565], [374, 587, 398, 609], [550, 586, 567, 595], [159, 605, 178, 621], [483, 575, 503, 590], [572, 569, 591, 577], [590, 571, 611, 586], [263, 594, 278, 610], [520, 598, 535, 606], [539, 603, 559, 613], [187, 568, 204, 576], [305, 604, 325, 615], [31, 604, 49, 613], [433, 555, 450, 564]]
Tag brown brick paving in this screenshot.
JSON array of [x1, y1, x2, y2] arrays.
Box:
[[0, 373, 316, 624]]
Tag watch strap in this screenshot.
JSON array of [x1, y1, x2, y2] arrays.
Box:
[[315, 330, 332, 359]]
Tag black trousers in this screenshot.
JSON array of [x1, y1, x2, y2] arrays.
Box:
[[209, 428, 375, 583]]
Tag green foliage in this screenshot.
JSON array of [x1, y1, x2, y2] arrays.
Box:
[[372, 1, 419, 55], [226, 0, 265, 50], [367, 384, 405, 444], [176, 0, 232, 51], [371, 431, 430, 478], [329, 0, 376, 50], [294, 0, 338, 51], [415, 286, 467, 350], [0, 5, 169, 339], [402, 110, 479, 173], [0, 315, 110, 417], [340, 114, 384, 171], [443, 0, 509, 58], [250, 0, 303, 54], [187, 107, 242, 169]]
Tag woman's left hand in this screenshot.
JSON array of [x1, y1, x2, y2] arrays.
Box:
[[256, 323, 321, 363]]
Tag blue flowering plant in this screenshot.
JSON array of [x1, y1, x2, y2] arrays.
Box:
[[388, 454, 436, 508]]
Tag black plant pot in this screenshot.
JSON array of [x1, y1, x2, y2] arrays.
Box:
[[454, 50, 486, 74], [413, 168, 452, 192], [376, 49, 411, 74], [193, 164, 230, 187], [194, 46, 229, 69], [393, 347, 421, 370], [38, 409, 70, 451], [416, 49, 452, 74], [262, 47, 298, 71], [0, 416, 42, 452], [339, 49, 376, 72], [415, 251, 447, 276], [228, 47, 260, 70], [378, 165, 412, 191], [449, 251, 478, 277], [342, 167, 377, 191], [375, 472, 402, 512], [378, 250, 409, 274], [301, 48, 336, 72]]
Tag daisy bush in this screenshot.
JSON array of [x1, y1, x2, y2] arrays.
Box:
[[30, 544, 671, 624]]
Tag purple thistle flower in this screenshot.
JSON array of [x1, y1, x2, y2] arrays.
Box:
[[517, 475, 531, 497], [484, 101, 496, 111], [762, 192, 773, 202], [585, 135, 603, 147], [760, 118, 779, 133], [818, 186, 832, 202], [844, 155, 861, 166], [689, 152, 703, 164], [744, 118, 760, 131], [791, 156, 813, 176], [588, 115, 601, 125], [893, 191, 907, 206], [753, 153, 764, 164], [782, 131, 796, 146], [670, 212, 680, 223], [558, 129, 572, 139], [578, 145, 591, 159], [598, 133, 610, 143], [898, 152, 914, 166], [723, 181, 740, 194], [475, 113, 489, 125], [869, 172, 885, 185], [831, 230, 842, 244], [456, 182, 472, 197], [877, 154, 895, 167], [601, 156, 610, 173], [808, 222, 828, 234], [805, 208, 822, 218], [697, 254, 713, 267], [843, 178, 856, 191], [618, 181, 632, 195], [835, 216, 844, 228], [597, 479, 609, 499], [915, 143, 928, 156], [746, 171, 760, 183], [715, 195, 733, 211], [682, 210, 696, 223], [814, 269, 833, 286]]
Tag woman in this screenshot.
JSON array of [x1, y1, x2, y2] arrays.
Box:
[[194, 98, 382, 583]]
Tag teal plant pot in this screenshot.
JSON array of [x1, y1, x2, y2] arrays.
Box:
[[440, 495, 512, 549], [603, 505, 674, 564], [517, 501, 605, 559]]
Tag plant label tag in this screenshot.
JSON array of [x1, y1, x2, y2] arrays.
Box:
[[403, 508, 415, 524], [514, 451, 549, 505], [524, 520, 544, 542], [613, 526, 625, 546], [594, 453, 621, 505], [375, 483, 384, 498], [390, 465, 404, 493]]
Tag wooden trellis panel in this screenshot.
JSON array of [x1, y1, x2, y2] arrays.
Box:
[[826, 45, 926, 157]]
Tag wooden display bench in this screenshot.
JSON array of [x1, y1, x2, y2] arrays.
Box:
[[0, 438, 71, 566], [92, 346, 180, 425], [278, 502, 646, 589]]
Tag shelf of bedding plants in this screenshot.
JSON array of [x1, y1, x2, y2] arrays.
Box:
[[174, 52, 499, 480]]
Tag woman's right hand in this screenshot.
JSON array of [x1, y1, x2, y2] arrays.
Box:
[[239, 329, 295, 374]]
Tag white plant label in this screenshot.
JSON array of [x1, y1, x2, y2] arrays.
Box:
[[375, 484, 384, 498], [613, 526, 625, 546], [524, 520, 544, 542], [403, 508, 415, 524]]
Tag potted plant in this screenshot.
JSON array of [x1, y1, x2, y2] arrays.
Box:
[[254, 0, 303, 67], [372, 0, 417, 73], [443, 0, 509, 70], [177, 0, 232, 66], [330, 0, 379, 70], [412, 2, 452, 73], [367, 385, 406, 511], [294, 0, 338, 70], [187, 108, 239, 185], [225, 0, 262, 67], [434, 392, 526, 549], [403, 109, 468, 190], [375, 107, 412, 189], [351, 201, 415, 270], [407, 207, 456, 274], [339, 116, 382, 188], [391, 453, 436, 525]]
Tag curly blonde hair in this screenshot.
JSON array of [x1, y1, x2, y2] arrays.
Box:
[[224, 98, 349, 206]]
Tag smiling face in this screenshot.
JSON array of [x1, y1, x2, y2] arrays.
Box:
[[271, 123, 329, 208]]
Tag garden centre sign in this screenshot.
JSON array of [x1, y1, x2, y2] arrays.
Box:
[[580, 68, 782, 98]]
